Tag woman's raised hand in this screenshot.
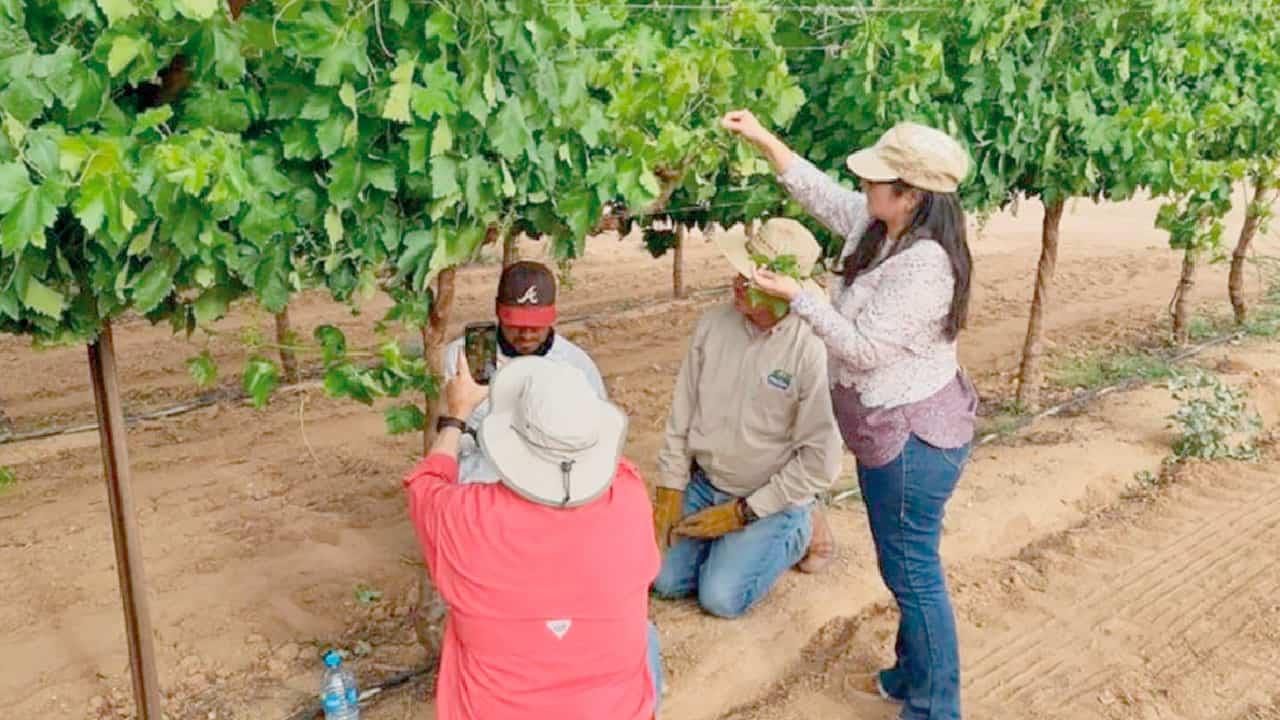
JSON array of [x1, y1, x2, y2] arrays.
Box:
[[721, 109, 795, 174], [721, 109, 771, 146]]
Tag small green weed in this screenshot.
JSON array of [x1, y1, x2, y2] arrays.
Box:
[[354, 584, 383, 605], [1052, 350, 1176, 390], [976, 399, 1028, 440], [0, 467, 15, 493], [978, 412, 1025, 439], [1167, 370, 1263, 461], [1133, 470, 1159, 487]]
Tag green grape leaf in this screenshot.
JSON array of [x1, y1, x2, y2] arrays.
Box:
[[771, 86, 806, 127], [193, 286, 236, 324], [411, 86, 457, 122], [20, 274, 67, 318], [383, 54, 415, 123], [430, 157, 459, 199], [253, 244, 290, 313], [430, 120, 453, 157], [186, 351, 218, 387], [128, 222, 156, 256], [389, 0, 409, 25], [324, 206, 344, 245], [0, 162, 32, 212], [107, 36, 145, 77], [315, 115, 348, 158], [403, 127, 428, 173], [489, 100, 532, 161], [1, 183, 60, 254], [314, 325, 347, 365], [173, 0, 217, 20], [131, 255, 177, 314], [96, 0, 138, 24], [746, 287, 790, 320], [243, 356, 280, 409], [133, 106, 173, 135], [384, 404, 426, 435], [425, 9, 458, 43], [366, 163, 395, 192], [323, 362, 384, 405], [579, 105, 608, 148]]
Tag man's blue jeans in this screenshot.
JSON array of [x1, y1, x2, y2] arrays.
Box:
[[652, 470, 812, 618], [860, 435, 970, 720], [647, 621, 664, 714]]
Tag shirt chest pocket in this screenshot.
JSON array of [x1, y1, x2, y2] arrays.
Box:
[[744, 369, 800, 438]]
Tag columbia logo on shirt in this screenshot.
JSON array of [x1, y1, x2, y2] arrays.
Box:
[[545, 619, 572, 639], [766, 369, 793, 391]]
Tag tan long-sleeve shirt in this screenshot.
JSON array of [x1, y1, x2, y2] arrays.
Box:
[[657, 305, 843, 517]]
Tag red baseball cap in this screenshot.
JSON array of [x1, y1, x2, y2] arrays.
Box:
[[496, 261, 558, 327]]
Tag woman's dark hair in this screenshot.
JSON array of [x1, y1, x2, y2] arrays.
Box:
[[840, 180, 971, 340]]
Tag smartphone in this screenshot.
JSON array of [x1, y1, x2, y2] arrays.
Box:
[[463, 322, 498, 385]]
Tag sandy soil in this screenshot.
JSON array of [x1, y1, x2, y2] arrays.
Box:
[[0, 192, 1277, 720]]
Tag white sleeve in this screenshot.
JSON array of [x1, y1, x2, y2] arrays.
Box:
[[441, 336, 463, 382], [790, 243, 953, 371], [583, 356, 608, 400]]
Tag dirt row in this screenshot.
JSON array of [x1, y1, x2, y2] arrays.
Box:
[[0, 194, 1277, 719]]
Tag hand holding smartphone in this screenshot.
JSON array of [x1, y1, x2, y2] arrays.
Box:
[[463, 322, 498, 385]]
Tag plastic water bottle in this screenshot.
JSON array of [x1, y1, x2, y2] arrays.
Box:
[[320, 650, 360, 719]]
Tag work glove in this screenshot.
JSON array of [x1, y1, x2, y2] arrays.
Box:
[[674, 498, 751, 540], [653, 487, 685, 552]]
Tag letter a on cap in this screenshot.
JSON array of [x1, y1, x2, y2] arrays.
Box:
[[516, 285, 540, 304]]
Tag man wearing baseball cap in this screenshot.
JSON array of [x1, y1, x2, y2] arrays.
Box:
[[651, 218, 843, 619], [415, 260, 607, 662], [441, 260, 607, 484]]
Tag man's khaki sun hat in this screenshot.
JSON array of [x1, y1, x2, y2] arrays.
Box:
[[845, 122, 971, 194], [479, 356, 627, 508], [714, 217, 824, 295]]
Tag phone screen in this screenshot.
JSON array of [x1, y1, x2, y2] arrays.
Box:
[[463, 322, 498, 385]]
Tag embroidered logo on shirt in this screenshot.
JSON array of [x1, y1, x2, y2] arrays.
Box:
[[766, 369, 793, 391], [545, 619, 572, 639]]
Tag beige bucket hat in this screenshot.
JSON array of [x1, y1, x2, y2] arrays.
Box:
[[845, 122, 971, 193], [714, 217, 824, 295], [478, 356, 627, 508]]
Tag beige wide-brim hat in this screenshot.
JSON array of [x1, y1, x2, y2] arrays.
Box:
[[846, 121, 971, 194], [478, 356, 627, 508], [714, 217, 824, 295]]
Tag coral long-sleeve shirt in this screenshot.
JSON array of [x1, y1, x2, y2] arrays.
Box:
[[403, 453, 659, 720]]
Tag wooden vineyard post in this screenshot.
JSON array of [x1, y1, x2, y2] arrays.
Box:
[[419, 324, 430, 456], [501, 229, 517, 268], [1171, 247, 1199, 345], [87, 321, 164, 720], [1230, 182, 1272, 325], [673, 224, 686, 299], [1015, 198, 1066, 411], [274, 308, 300, 384], [422, 268, 458, 454]]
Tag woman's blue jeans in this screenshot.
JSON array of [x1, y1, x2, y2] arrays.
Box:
[[859, 435, 970, 720]]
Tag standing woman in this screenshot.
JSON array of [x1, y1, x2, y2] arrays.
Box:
[[723, 110, 977, 720]]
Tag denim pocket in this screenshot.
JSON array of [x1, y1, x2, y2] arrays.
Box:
[[938, 444, 971, 471]]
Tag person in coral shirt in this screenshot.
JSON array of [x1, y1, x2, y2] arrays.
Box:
[[403, 353, 663, 719]]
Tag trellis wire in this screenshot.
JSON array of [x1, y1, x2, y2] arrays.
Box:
[[560, 44, 849, 54], [545, 3, 937, 14], [612, 198, 789, 220]]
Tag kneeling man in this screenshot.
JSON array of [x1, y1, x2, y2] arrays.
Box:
[[653, 218, 842, 618]]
